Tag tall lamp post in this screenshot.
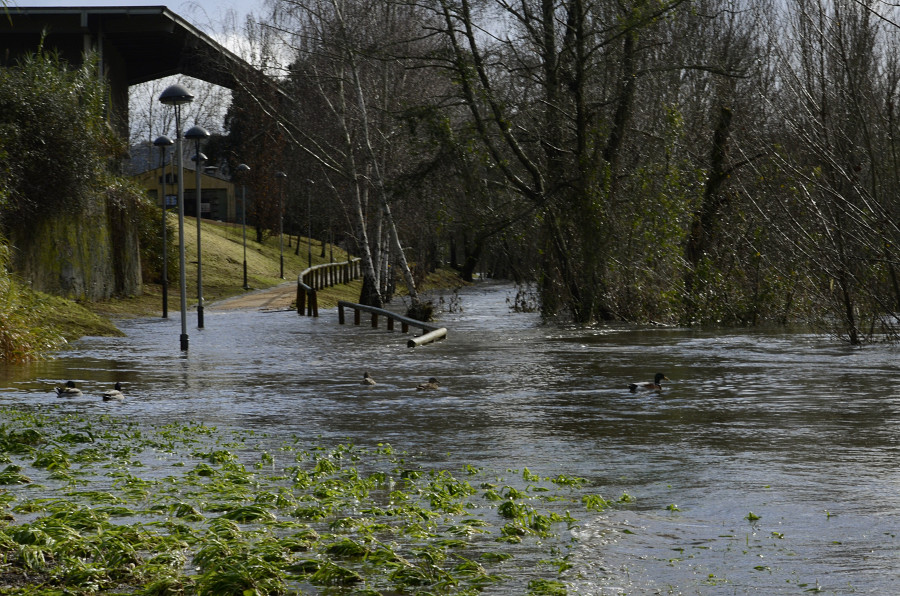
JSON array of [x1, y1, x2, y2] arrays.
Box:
[[153, 135, 174, 318], [159, 84, 194, 352], [275, 171, 287, 278], [185, 125, 210, 329], [235, 164, 251, 289]]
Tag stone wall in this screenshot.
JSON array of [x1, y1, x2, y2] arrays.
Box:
[[9, 192, 142, 301]]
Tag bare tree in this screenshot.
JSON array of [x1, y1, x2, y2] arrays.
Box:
[[244, 0, 450, 314], [755, 0, 900, 343], [129, 76, 232, 162]]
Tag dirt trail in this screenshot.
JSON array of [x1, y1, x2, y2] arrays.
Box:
[[206, 282, 297, 312]]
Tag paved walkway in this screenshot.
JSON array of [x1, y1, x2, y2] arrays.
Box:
[[207, 282, 297, 312]]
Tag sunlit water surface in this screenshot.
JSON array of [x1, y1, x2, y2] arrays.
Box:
[[1, 281, 899, 594]]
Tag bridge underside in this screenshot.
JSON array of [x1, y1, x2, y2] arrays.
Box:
[[0, 6, 256, 136]]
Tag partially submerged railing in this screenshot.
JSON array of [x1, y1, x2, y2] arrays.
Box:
[[296, 258, 361, 317], [338, 301, 447, 348]]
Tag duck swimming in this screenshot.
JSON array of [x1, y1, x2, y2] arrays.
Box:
[[416, 377, 440, 391], [102, 382, 124, 401], [629, 373, 669, 393], [55, 381, 82, 398], [362, 372, 377, 386]]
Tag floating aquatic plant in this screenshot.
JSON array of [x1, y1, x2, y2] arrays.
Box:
[[582, 493, 611, 512], [0, 464, 31, 485], [0, 406, 631, 594]]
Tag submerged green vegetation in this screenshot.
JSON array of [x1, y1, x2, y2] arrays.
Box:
[[0, 407, 620, 595]]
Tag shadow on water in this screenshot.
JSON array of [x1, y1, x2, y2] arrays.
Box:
[[1, 280, 899, 593]]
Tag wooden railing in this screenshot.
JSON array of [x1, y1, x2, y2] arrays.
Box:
[[338, 301, 447, 347], [296, 258, 361, 317]]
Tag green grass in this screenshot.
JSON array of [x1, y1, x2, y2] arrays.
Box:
[[0, 254, 123, 361]]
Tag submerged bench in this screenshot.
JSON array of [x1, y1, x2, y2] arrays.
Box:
[[337, 301, 447, 347]]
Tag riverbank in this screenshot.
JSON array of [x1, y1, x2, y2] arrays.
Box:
[[0, 217, 349, 360], [7, 215, 465, 362]]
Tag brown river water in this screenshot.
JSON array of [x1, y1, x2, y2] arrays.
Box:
[[1, 281, 899, 594]]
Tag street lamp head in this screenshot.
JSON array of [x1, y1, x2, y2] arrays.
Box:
[[159, 84, 194, 106], [191, 152, 208, 163], [275, 171, 287, 180], [184, 125, 210, 140], [153, 135, 174, 147], [236, 163, 250, 174]]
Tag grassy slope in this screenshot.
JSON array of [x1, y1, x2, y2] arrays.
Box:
[[89, 214, 354, 318], [88, 214, 466, 318]]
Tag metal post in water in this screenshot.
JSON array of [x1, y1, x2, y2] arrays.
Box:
[[235, 164, 251, 289], [185, 126, 210, 329], [153, 135, 174, 319], [159, 84, 194, 351]]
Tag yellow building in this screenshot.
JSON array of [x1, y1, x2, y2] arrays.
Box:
[[132, 165, 243, 223]]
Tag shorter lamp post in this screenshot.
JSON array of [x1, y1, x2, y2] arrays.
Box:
[[158, 84, 194, 351], [235, 163, 251, 289], [185, 125, 210, 329], [153, 135, 174, 318], [275, 171, 287, 279]]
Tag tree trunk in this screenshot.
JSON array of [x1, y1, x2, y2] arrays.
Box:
[[684, 103, 734, 319], [384, 200, 419, 305], [460, 236, 484, 282], [449, 235, 459, 270]]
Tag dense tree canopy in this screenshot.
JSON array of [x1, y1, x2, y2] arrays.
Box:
[[211, 0, 900, 341]]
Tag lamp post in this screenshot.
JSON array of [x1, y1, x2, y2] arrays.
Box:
[[185, 125, 210, 329], [275, 171, 287, 278], [153, 135, 174, 318], [235, 163, 251, 289], [158, 84, 194, 351]]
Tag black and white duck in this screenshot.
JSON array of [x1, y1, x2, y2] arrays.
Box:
[[55, 381, 82, 398], [628, 373, 669, 393], [102, 382, 125, 401], [416, 377, 440, 391]]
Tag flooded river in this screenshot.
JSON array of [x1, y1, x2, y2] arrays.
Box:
[[1, 281, 899, 594]]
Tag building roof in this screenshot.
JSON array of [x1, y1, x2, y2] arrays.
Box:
[[0, 5, 253, 89]]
